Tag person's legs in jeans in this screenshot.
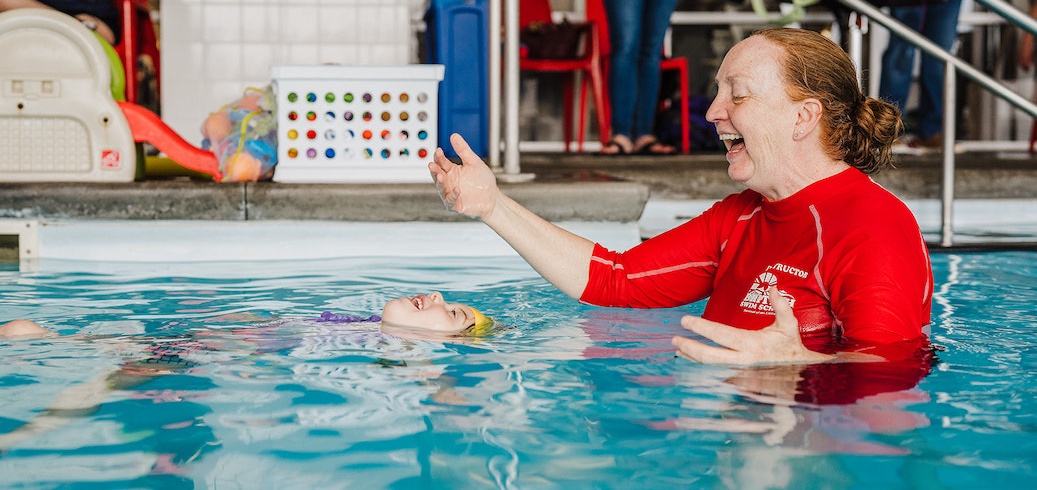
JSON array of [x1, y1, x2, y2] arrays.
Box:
[[631, 0, 677, 143], [604, 0, 644, 148], [879, 6, 923, 118], [916, 0, 963, 140]]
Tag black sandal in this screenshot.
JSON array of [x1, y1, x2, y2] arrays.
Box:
[[634, 137, 677, 156], [598, 139, 630, 157]]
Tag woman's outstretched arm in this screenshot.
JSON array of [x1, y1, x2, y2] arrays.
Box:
[[429, 133, 595, 299]]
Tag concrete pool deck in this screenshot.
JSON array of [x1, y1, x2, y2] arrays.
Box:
[[0, 170, 650, 224]]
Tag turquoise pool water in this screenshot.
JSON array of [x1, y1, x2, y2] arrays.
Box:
[[0, 252, 1035, 488]]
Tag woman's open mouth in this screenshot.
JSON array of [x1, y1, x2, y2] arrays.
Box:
[[719, 133, 745, 152]]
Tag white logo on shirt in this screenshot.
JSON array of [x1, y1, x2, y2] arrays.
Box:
[[739, 271, 796, 314], [765, 262, 808, 279]]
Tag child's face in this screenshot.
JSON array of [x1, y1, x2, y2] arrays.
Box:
[[380, 292, 477, 338]]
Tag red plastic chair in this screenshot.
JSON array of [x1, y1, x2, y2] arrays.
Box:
[[113, 0, 160, 106], [658, 56, 690, 155], [519, 0, 609, 152], [586, 0, 690, 154]]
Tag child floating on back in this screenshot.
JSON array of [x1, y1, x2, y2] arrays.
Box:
[[1, 291, 496, 340]]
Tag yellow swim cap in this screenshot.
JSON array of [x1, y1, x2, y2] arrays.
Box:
[[468, 307, 496, 336]]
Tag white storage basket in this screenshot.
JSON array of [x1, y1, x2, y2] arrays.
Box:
[[271, 65, 444, 183]]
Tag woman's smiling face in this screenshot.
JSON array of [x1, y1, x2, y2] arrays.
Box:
[[706, 35, 800, 197], [380, 291, 476, 337]]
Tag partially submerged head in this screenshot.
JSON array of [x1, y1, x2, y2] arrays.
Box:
[[380, 292, 495, 339]]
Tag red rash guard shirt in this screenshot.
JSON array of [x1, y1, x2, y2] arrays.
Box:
[[581, 167, 933, 355]]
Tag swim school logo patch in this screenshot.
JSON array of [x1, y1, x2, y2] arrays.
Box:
[[739, 270, 797, 315]]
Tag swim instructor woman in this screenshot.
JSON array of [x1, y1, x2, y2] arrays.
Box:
[[429, 28, 933, 365]]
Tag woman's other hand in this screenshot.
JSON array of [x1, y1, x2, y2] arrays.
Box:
[[672, 287, 834, 365]]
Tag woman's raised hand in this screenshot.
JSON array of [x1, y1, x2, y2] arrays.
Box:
[[429, 133, 500, 220]]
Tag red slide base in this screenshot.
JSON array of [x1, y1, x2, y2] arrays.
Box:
[[118, 101, 223, 182]]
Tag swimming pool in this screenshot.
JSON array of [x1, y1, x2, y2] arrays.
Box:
[[1, 248, 1035, 488]]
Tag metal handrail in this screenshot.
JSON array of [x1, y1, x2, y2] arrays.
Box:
[[839, 0, 1037, 246], [976, 0, 1037, 35]]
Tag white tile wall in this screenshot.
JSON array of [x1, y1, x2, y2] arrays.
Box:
[[161, 0, 421, 147]]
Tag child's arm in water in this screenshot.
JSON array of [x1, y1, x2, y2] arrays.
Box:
[[0, 320, 196, 450]]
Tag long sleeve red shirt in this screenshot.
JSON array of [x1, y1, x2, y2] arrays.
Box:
[[581, 167, 933, 355]]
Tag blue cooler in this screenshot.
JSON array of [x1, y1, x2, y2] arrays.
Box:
[[425, 0, 489, 158]]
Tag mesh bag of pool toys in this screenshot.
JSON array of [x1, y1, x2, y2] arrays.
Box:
[[200, 86, 278, 182]]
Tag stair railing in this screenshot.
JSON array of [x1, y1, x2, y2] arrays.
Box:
[[839, 0, 1037, 246]]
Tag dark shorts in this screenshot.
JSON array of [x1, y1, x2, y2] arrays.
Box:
[[40, 0, 121, 40]]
